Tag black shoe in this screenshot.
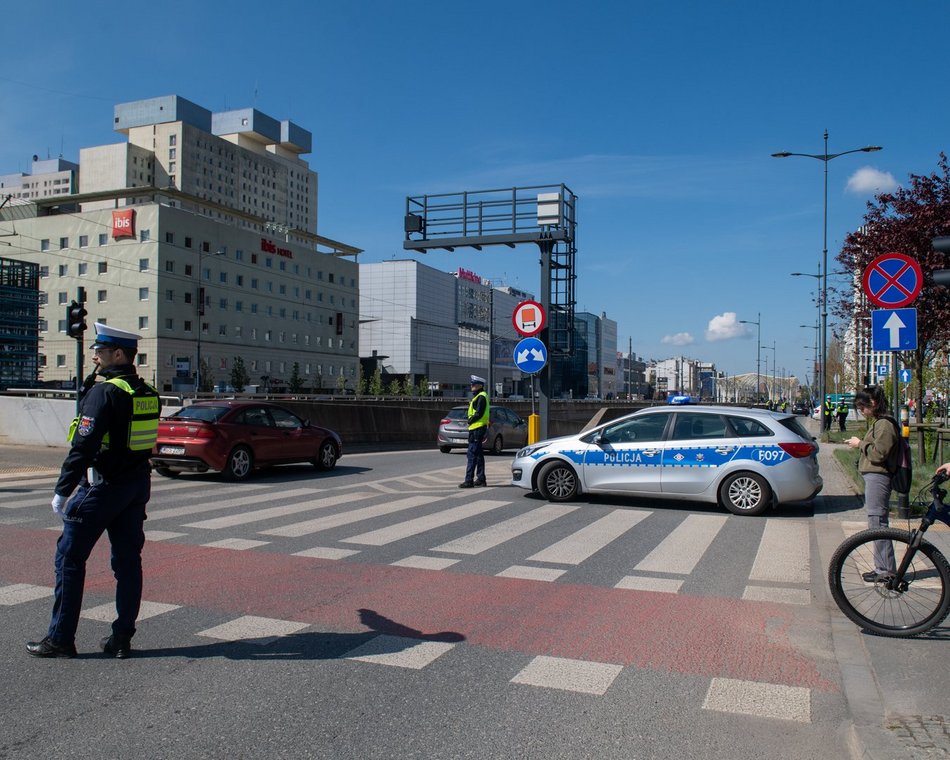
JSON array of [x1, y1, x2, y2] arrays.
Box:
[[473, 480, 487, 487], [862, 570, 893, 583], [100, 634, 132, 659], [26, 636, 77, 659], [459, 481, 474, 489]]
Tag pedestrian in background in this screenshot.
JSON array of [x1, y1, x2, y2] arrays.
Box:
[[846, 386, 899, 582], [27, 324, 161, 659], [823, 397, 835, 431], [836, 399, 849, 432], [459, 375, 489, 488]]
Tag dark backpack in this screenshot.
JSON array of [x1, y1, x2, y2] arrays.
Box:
[[884, 417, 913, 494]]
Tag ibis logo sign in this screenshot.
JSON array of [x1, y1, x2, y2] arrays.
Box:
[[111, 209, 135, 239]]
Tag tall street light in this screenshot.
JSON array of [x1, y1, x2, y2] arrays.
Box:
[[800, 323, 819, 401], [760, 341, 776, 400], [739, 312, 761, 403], [773, 131, 882, 434]]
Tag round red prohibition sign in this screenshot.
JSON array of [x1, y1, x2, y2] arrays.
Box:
[[512, 300, 546, 337], [862, 252, 923, 308]]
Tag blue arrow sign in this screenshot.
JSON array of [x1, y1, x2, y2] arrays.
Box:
[[899, 368, 912, 383], [513, 337, 548, 374], [871, 308, 917, 352]]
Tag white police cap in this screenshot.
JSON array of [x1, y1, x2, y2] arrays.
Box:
[[470, 375, 486, 385], [90, 322, 141, 350]]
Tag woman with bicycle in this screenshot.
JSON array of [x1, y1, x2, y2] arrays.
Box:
[[846, 385, 899, 582]]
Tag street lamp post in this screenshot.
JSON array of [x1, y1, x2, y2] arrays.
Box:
[[773, 132, 882, 436], [761, 342, 776, 401], [739, 313, 761, 403]]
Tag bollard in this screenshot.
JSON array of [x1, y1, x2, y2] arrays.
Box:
[[897, 405, 911, 519], [528, 414, 540, 444]]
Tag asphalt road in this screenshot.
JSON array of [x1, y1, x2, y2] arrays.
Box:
[[0, 443, 947, 759]]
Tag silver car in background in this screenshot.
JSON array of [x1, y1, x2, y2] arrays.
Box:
[[510, 405, 821, 516], [438, 405, 529, 455]]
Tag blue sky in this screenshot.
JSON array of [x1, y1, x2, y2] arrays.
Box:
[[2, 0, 948, 389]]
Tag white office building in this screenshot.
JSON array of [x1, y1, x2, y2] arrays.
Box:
[[359, 260, 532, 396], [0, 95, 360, 392]]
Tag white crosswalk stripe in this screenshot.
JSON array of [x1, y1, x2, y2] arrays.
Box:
[[633, 514, 728, 575], [261, 494, 449, 538], [432, 504, 577, 555], [526, 508, 650, 565], [183, 491, 372, 530], [340, 499, 511, 546]]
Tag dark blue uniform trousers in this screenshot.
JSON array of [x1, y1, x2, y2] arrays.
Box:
[[48, 475, 150, 645], [465, 429, 486, 484]]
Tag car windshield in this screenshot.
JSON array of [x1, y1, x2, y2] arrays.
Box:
[[170, 405, 230, 423]]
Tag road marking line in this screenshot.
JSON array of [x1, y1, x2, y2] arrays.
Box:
[[197, 615, 309, 645], [340, 499, 511, 546], [748, 519, 810, 585], [430, 505, 577, 555], [293, 546, 360, 560], [0, 583, 53, 605], [261, 495, 444, 538], [344, 635, 456, 669], [148, 487, 323, 521], [183, 491, 371, 530], [742, 585, 811, 605], [527, 509, 650, 565], [201, 538, 271, 550], [391, 555, 460, 570], [614, 576, 683, 594], [511, 655, 623, 695], [702, 677, 811, 723], [633, 514, 727, 575], [145, 530, 187, 541], [83, 600, 180, 622], [496, 565, 565, 582]]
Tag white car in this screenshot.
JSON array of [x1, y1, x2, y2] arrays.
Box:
[[511, 405, 822, 516]]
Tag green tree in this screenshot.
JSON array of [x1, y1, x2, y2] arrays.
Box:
[[369, 366, 383, 396], [837, 153, 950, 457], [289, 362, 303, 393], [198, 358, 214, 393], [230, 356, 249, 392]]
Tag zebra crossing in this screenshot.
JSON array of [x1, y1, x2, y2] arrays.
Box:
[[0, 462, 815, 603], [0, 460, 828, 724]]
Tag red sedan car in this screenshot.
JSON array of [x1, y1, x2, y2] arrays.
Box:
[[151, 400, 342, 481]]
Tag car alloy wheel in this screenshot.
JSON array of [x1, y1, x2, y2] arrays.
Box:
[[720, 472, 771, 516], [225, 445, 253, 481], [537, 461, 579, 502], [315, 441, 337, 470]]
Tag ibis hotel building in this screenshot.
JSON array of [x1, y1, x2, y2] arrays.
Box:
[[0, 95, 360, 392]]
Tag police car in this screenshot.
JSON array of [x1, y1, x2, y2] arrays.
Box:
[[510, 405, 821, 516]]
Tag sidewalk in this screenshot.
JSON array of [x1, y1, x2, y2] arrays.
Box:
[[813, 431, 950, 760]]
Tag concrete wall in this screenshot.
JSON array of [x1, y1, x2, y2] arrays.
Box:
[[0, 395, 644, 450]]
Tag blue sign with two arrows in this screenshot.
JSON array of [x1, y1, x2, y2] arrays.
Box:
[[513, 337, 548, 374]]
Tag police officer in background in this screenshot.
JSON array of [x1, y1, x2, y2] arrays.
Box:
[[27, 323, 161, 659], [459, 375, 489, 488]]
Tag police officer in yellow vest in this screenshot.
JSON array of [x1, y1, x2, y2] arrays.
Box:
[[28, 323, 161, 659], [459, 375, 489, 488]]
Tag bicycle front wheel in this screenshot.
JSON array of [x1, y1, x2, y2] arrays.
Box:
[[828, 528, 950, 637]]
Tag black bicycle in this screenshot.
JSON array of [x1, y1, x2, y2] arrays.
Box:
[[828, 473, 950, 637]]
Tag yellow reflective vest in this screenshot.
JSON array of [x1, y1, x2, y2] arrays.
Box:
[[467, 391, 490, 430]]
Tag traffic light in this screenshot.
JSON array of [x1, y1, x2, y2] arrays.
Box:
[[933, 236, 950, 286], [66, 300, 87, 340]]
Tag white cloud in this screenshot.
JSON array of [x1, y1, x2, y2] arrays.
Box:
[[846, 166, 899, 195], [662, 332, 695, 346], [705, 311, 746, 342]]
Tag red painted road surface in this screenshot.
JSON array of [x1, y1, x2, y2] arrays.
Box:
[[1, 526, 835, 691]]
